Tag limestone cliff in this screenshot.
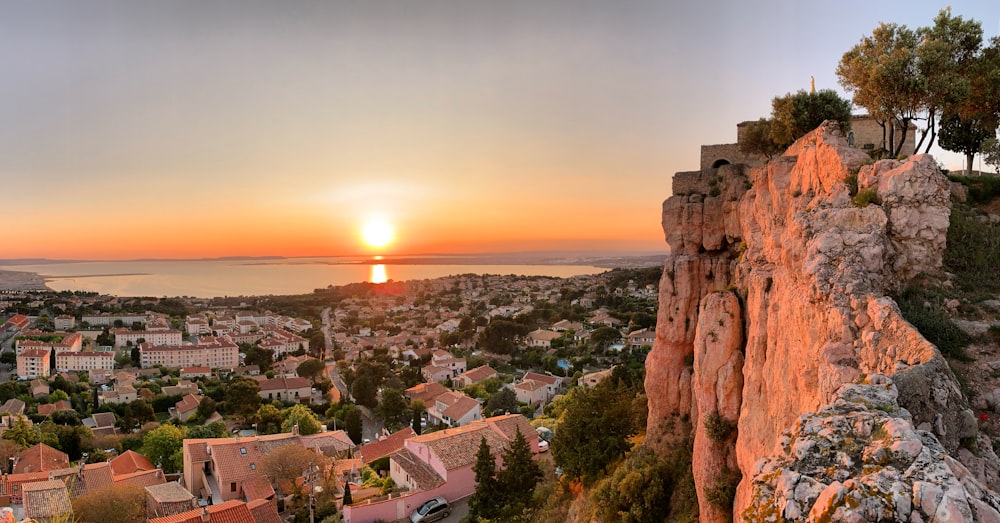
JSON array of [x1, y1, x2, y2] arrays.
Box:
[[645, 122, 1000, 521]]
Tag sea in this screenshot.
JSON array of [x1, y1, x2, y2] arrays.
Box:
[[0, 257, 608, 298]]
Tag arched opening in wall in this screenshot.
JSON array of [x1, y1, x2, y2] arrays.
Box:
[[711, 159, 730, 168]]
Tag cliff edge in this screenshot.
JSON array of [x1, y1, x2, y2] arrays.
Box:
[[646, 122, 1000, 521]]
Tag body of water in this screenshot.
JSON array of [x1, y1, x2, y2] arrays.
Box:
[[0, 257, 605, 298]]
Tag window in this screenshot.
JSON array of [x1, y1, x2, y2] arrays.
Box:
[[240, 447, 247, 455], [231, 482, 237, 492]]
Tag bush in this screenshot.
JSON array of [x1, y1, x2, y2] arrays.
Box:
[[703, 411, 736, 443], [943, 204, 1000, 293], [895, 287, 972, 361], [705, 466, 741, 509], [852, 187, 879, 207]]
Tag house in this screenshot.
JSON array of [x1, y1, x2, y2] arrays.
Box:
[[429, 349, 466, 377], [22, 479, 72, 523], [81, 412, 118, 438], [0, 398, 26, 418], [29, 379, 49, 399], [181, 430, 355, 506], [17, 350, 50, 380], [427, 391, 482, 427], [14, 443, 69, 474], [421, 365, 452, 383], [36, 400, 72, 417], [366, 415, 538, 522], [162, 380, 199, 397], [405, 382, 450, 405], [526, 329, 560, 348], [627, 328, 655, 348], [147, 498, 279, 523], [3, 314, 30, 332], [179, 366, 211, 379], [514, 379, 548, 407], [359, 427, 416, 465], [551, 320, 583, 332], [145, 482, 197, 519], [99, 384, 137, 405], [580, 367, 614, 388], [453, 365, 497, 388], [172, 394, 202, 422], [257, 377, 311, 403]]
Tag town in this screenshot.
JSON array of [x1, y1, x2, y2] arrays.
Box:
[[0, 267, 659, 522]]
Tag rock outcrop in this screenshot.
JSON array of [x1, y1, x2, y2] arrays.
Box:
[[645, 122, 997, 521]]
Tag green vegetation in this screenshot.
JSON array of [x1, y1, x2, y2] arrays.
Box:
[[589, 444, 697, 523], [469, 428, 542, 521], [852, 187, 879, 207], [703, 411, 737, 443], [895, 287, 972, 361], [739, 90, 852, 158]]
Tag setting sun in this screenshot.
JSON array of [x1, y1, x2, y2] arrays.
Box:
[[362, 221, 395, 249]]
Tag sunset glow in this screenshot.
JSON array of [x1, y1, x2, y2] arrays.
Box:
[[362, 221, 395, 249]]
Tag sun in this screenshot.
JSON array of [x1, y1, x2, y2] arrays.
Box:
[[361, 220, 394, 249]]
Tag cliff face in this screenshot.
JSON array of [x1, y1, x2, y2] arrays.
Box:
[[645, 122, 1000, 521]]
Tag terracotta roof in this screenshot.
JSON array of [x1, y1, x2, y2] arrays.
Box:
[[408, 424, 508, 471], [247, 498, 282, 523], [22, 479, 72, 520], [0, 399, 25, 416], [360, 427, 416, 463], [486, 414, 536, 443], [81, 462, 114, 495], [114, 468, 166, 488], [14, 443, 69, 474], [459, 365, 496, 383], [175, 393, 201, 416], [0, 471, 49, 496], [149, 499, 255, 523], [405, 382, 449, 403], [258, 376, 310, 392], [37, 400, 72, 416], [207, 440, 266, 484], [242, 475, 275, 501], [110, 450, 156, 475], [145, 481, 196, 504], [523, 372, 560, 386], [515, 379, 547, 392], [388, 448, 444, 490]]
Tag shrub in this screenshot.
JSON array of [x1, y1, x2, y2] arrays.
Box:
[[705, 466, 741, 509], [896, 287, 972, 361], [703, 411, 736, 443], [844, 172, 859, 196], [852, 187, 879, 207]]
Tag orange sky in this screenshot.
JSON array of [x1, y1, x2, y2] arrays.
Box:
[[4, 2, 996, 260]]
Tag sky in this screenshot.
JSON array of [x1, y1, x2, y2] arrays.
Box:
[[3, 1, 1000, 260]]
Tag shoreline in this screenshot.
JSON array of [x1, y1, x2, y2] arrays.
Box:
[[0, 270, 52, 292]]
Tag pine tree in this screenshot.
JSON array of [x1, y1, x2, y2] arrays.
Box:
[[497, 427, 542, 510], [342, 481, 353, 506], [469, 437, 500, 519]]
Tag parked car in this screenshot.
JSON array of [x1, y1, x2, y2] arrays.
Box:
[[410, 497, 450, 523], [537, 439, 549, 453]]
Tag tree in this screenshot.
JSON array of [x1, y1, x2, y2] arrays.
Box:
[[342, 481, 353, 506], [197, 397, 217, 420], [261, 443, 329, 487], [296, 359, 326, 383], [130, 346, 141, 367], [376, 388, 408, 430], [225, 377, 262, 424], [411, 399, 425, 435], [485, 388, 519, 417], [837, 22, 923, 156], [939, 111, 994, 173], [498, 427, 542, 514], [186, 421, 228, 439], [769, 89, 852, 148], [3, 415, 39, 447], [552, 381, 640, 483], [49, 389, 69, 402], [0, 440, 20, 473], [282, 404, 322, 436], [480, 319, 530, 355], [469, 437, 501, 520], [344, 406, 363, 444], [738, 118, 784, 160], [983, 137, 1000, 173], [121, 400, 154, 433], [72, 484, 146, 523], [256, 404, 283, 435], [140, 424, 186, 473]]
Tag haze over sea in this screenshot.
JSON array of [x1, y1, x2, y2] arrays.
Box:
[[0, 255, 629, 298]]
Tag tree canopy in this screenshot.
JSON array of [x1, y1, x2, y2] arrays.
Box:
[[739, 90, 851, 159]]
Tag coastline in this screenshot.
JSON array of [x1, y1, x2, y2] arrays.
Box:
[[0, 270, 51, 292]]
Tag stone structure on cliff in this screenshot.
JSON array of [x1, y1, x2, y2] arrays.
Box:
[[647, 122, 1000, 521]]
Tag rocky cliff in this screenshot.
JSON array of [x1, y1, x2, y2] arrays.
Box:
[[646, 122, 1000, 521]]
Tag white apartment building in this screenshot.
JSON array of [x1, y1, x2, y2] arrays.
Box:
[[112, 328, 182, 349], [55, 351, 115, 373], [139, 336, 238, 369]]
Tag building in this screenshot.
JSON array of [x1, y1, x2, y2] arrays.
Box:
[[16, 349, 50, 380], [53, 315, 75, 330], [453, 365, 498, 388], [81, 313, 148, 327], [172, 394, 202, 422], [2, 314, 30, 332], [627, 328, 655, 348], [22, 479, 72, 523], [14, 444, 69, 474], [145, 482, 197, 519], [139, 336, 238, 369], [515, 372, 564, 406], [526, 329, 560, 348], [15, 332, 82, 355], [580, 367, 614, 388], [426, 391, 482, 427], [55, 351, 114, 373], [112, 328, 182, 349], [257, 377, 311, 403]]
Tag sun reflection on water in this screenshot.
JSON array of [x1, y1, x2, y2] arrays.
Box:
[[370, 264, 387, 284]]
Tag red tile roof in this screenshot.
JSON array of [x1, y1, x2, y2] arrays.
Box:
[[110, 449, 155, 475], [408, 424, 508, 471], [405, 382, 449, 404], [14, 443, 69, 474], [360, 427, 415, 463], [22, 479, 72, 521], [241, 475, 275, 501], [149, 499, 255, 523], [113, 468, 166, 488], [247, 498, 282, 523], [258, 376, 310, 392]]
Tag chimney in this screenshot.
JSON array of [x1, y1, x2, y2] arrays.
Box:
[[200, 507, 210, 523], [292, 423, 299, 436]]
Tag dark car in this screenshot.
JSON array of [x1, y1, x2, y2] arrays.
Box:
[[410, 497, 450, 523]]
